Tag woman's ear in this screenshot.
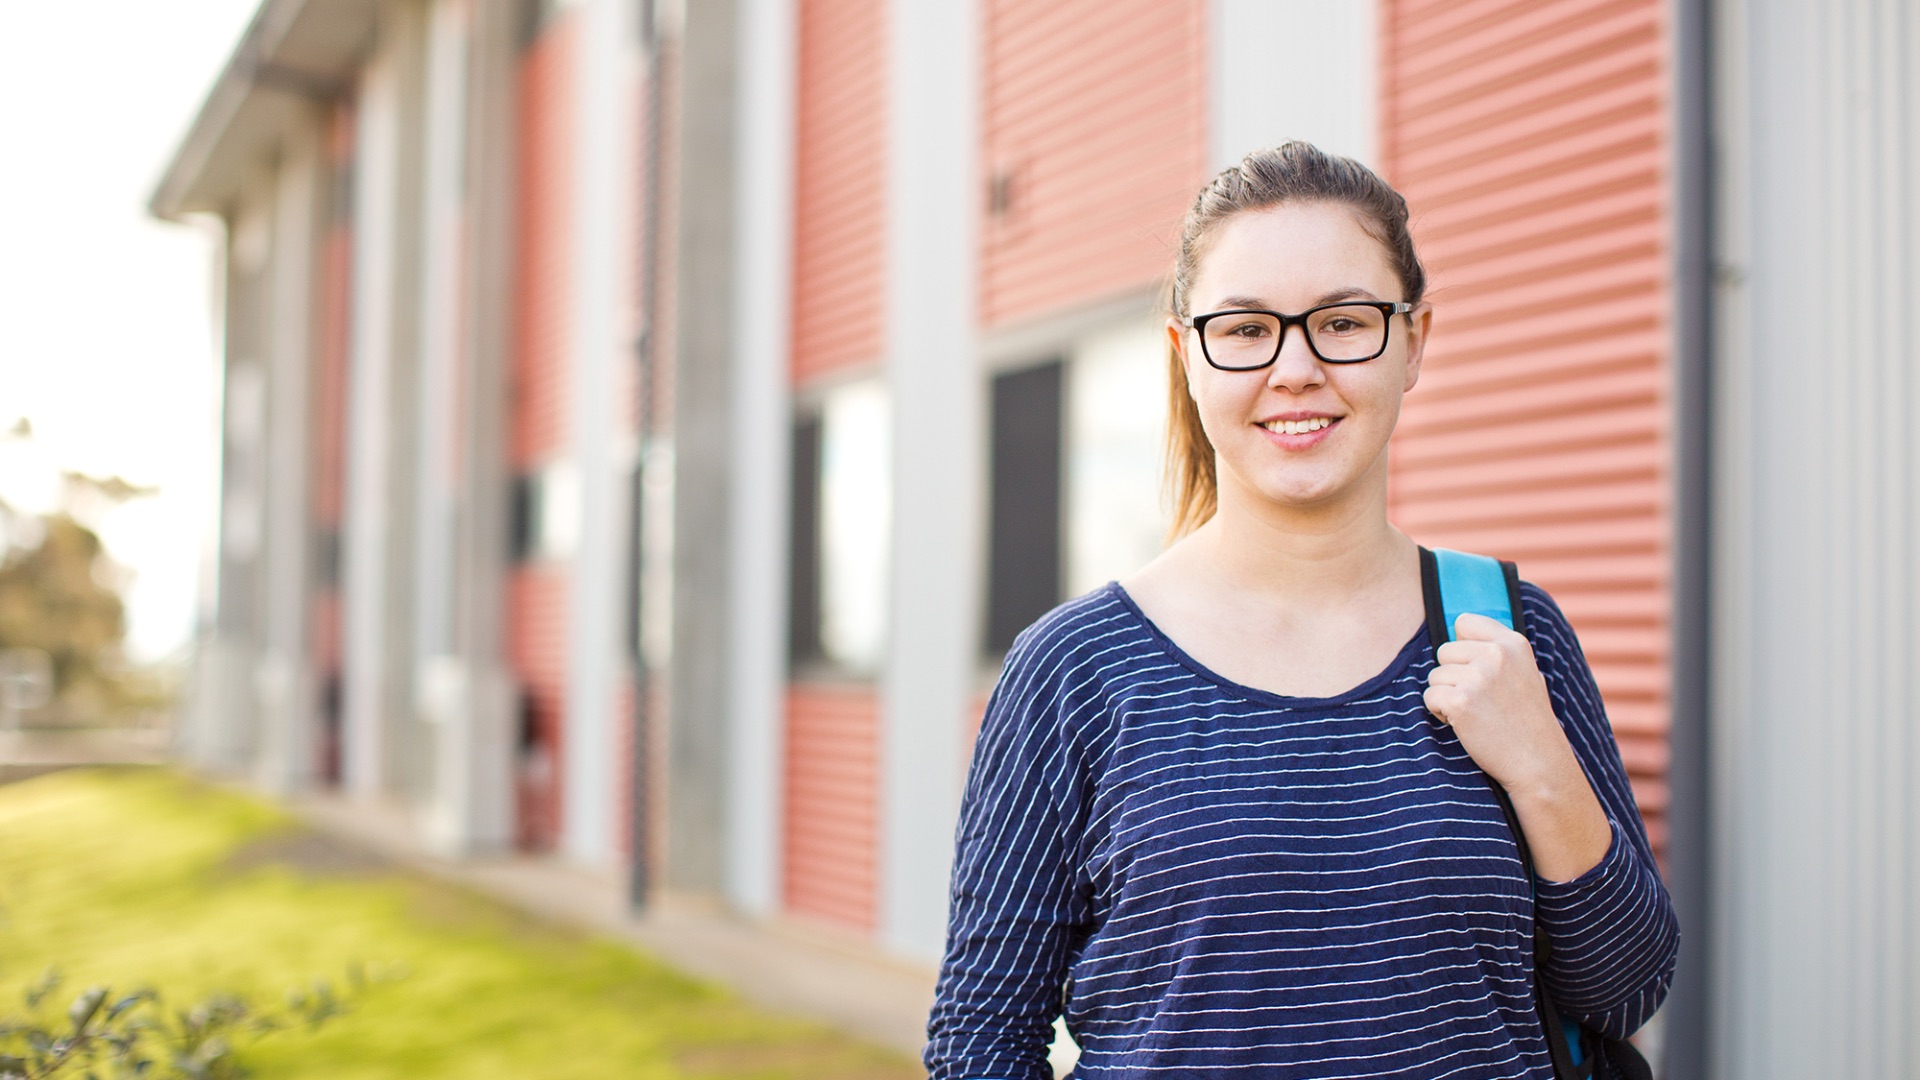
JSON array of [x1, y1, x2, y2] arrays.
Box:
[[1166, 317, 1196, 389], [1401, 302, 1433, 392]]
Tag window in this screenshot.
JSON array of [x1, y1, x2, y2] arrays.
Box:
[[1063, 317, 1168, 596], [984, 360, 1064, 657], [788, 414, 823, 666], [981, 315, 1170, 660], [789, 379, 892, 675], [507, 460, 581, 564]]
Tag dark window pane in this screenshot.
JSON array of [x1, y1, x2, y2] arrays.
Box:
[[509, 472, 540, 563], [985, 360, 1064, 657], [788, 413, 825, 668]]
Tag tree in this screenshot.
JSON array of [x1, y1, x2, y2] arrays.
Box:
[[0, 514, 127, 721]]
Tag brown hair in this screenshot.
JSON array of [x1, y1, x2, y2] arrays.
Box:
[[1163, 142, 1428, 539]]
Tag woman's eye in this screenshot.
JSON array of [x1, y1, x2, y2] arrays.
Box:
[[1320, 317, 1360, 335], [1225, 320, 1270, 339]]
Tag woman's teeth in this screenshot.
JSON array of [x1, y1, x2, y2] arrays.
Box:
[[1262, 417, 1333, 435]]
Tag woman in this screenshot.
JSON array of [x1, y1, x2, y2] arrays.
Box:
[[924, 143, 1678, 1079]]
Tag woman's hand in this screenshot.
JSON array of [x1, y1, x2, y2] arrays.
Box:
[[1423, 612, 1613, 883]]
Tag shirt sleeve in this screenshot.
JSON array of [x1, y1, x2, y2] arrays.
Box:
[[924, 624, 1094, 1080], [1520, 582, 1681, 1040]]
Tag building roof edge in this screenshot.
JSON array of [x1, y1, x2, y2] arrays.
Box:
[[149, 0, 380, 221]]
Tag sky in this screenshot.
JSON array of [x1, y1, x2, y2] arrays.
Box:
[[0, 1, 263, 662]]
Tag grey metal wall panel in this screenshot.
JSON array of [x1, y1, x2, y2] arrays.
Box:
[[1711, 0, 1919, 1075]]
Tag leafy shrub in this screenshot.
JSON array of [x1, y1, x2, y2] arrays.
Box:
[[0, 964, 388, 1079]]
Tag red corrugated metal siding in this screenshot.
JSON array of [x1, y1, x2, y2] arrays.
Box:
[[789, 0, 887, 384], [508, 17, 582, 851], [314, 237, 351, 519], [509, 565, 568, 851], [310, 592, 341, 683], [783, 0, 887, 936], [979, 0, 1206, 328], [1380, 0, 1673, 856], [783, 684, 880, 933], [512, 16, 579, 468], [311, 102, 355, 787], [310, 589, 343, 783]]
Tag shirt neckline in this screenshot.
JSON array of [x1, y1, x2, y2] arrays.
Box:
[[1102, 580, 1431, 710]]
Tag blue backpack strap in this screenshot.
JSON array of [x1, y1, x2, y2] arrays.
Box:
[[1418, 546, 1589, 1077], [1421, 546, 1526, 642]]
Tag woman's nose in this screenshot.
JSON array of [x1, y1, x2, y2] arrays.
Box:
[[1266, 325, 1326, 393]]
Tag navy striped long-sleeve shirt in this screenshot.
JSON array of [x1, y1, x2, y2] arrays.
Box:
[[925, 580, 1678, 1079]]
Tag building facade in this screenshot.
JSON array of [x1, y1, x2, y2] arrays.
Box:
[[153, 0, 1919, 1075]]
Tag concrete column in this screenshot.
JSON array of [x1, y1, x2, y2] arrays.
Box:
[[666, 0, 741, 894], [879, 0, 981, 960], [415, 0, 520, 857], [401, 0, 516, 854], [1710, 1, 1920, 1075], [1208, 0, 1377, 170], [341, 3, 430, 800], [560, 0, 640, 867], [409, 0, 470, 778], [195, 178, 274, 772], [255, 114, 327, 795], [723, 0, 797, 916]]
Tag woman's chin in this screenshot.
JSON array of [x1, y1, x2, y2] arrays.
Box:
[[1224, 471, 1354, 515]]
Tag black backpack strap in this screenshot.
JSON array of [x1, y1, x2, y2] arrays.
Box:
[[1418, 546, 1451, 652]]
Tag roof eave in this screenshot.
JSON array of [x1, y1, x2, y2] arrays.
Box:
[[149, 0, 382, 221]]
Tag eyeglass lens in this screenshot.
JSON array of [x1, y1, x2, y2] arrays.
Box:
[[1201, 304, 1391, 368]]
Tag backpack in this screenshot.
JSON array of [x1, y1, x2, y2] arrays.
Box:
[[1420, 547, 1655, 1080]]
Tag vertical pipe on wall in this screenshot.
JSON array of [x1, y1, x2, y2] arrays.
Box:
[[1663, 0, 1714, 1074], [1705, 2, 1754, 1072], [627, 0, 667, 911]]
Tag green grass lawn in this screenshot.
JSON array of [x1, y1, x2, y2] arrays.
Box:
[[0, 768, 923, 1079]]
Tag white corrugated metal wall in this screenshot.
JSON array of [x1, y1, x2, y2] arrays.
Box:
[[1710, 0, 1919, 1076]]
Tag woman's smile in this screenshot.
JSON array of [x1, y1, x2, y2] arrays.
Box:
[[1256, 411, 1341, 448]]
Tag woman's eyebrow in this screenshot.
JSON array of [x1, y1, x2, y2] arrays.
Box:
[[1210, 295, 1269, 310], [1312, 286, 1380, 305], [1205, 287, 1381, 311]]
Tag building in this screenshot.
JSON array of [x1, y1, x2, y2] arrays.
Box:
[[151, 0, 1919, 1075]]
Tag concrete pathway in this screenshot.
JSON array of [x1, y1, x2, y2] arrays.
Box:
[[289, 791, 939, 1062], [0, 727, 170, 784]]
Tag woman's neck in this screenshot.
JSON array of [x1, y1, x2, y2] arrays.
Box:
[[1197, 468, 1411, 610]]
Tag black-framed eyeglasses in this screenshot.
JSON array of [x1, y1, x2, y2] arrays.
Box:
[[1181, 301, 1413, 370]]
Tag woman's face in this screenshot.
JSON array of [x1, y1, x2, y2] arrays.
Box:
[[1168, 201, 1430, 518]]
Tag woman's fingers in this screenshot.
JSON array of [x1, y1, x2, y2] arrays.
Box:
[[1451, 611, 1509, 641], [1422, 684, 1462, 724], [1433, 639, 1496, 667]]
